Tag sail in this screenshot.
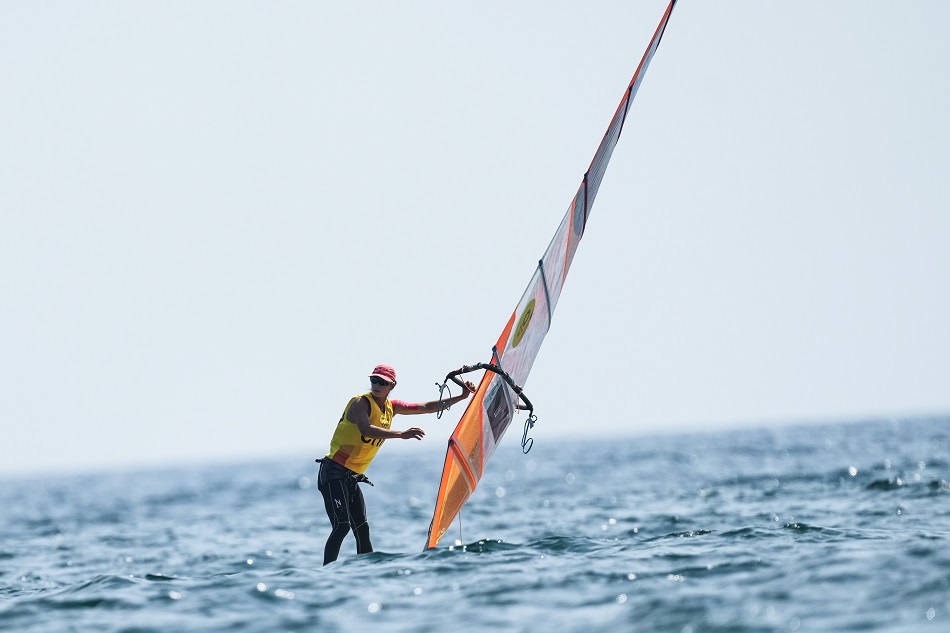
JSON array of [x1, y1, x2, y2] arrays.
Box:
[[425, 0, 677, 550]]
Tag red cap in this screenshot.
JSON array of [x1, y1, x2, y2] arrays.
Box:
[[369, 364, 397, 384]]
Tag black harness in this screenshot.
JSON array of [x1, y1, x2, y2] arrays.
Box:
[[315, 457, 374, 487]]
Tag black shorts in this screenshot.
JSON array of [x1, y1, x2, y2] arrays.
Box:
[[317, 459, 368, 528]]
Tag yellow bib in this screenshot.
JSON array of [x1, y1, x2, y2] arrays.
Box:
[[325, 392, 393, 474]]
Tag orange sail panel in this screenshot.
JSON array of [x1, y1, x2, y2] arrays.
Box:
[[425, 0, 678, 550]]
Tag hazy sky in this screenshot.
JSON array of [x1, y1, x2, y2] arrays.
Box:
[[2, 1, 948, 477]]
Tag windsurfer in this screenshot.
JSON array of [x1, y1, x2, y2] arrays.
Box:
[[318, 364, 475, 565]]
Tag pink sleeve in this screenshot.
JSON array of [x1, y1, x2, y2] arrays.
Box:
[[391, 399, 420, 411]]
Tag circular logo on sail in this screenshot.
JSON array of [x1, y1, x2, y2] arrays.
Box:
[[512, 298, 536, 348]]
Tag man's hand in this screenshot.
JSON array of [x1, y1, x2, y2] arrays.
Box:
[[401, 427, 425, 440]]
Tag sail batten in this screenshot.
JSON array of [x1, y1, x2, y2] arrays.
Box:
[[425, 1, 677, 550]]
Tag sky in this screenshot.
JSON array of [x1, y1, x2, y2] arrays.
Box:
[[2, 1, 948, 478]]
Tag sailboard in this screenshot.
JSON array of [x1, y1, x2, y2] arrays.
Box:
[[425, 1, 678, 550]]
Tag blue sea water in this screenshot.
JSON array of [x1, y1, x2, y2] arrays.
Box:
[[2, 417, 948, 632]]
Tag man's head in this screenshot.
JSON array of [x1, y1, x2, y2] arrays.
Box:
[[369, 364, 397, 387]]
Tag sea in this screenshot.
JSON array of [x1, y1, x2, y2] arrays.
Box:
[[1, 417, 948, 633]]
